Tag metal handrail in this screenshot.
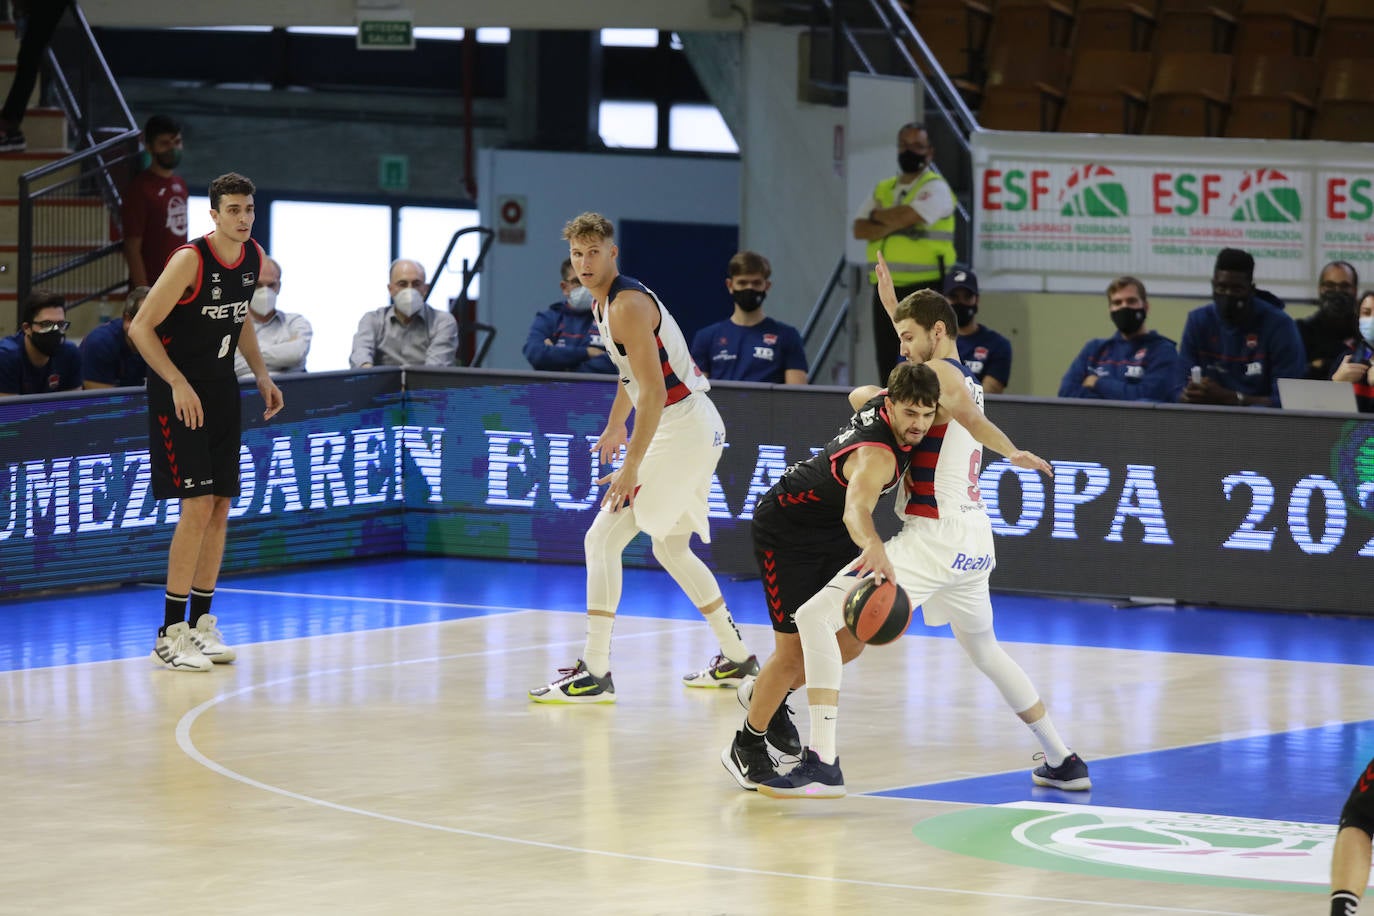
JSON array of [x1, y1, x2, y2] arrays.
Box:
[[432, 225, 496, 367], [799, 253, 847, 345], [869, 0, 979, 141]]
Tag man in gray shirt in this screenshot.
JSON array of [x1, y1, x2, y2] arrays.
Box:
[[349, 258, 459, 368]]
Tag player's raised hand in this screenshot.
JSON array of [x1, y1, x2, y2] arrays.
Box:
[[874, 252, 900, 316]]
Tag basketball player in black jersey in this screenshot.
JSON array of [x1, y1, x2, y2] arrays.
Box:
[[723, 362, 940, 789], [128, 172, 283, 672], [1332, 756, 1374, 915]]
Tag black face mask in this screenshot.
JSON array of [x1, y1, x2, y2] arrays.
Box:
[[29, 329, 64, 358], [953, 304, 977, 328], [1111, 307, 1146, 337], [1318, 290, 1356, 328], [898, 150, 927, 174], [1215, 294, 1251, 327], [732, 288, 766, 312]]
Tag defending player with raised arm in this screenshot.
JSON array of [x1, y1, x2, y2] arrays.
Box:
[[724, 363, 939, 789], [528, 212, 757, 703], [127, 172, 282, 672]]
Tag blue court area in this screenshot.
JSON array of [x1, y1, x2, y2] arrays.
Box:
[[5, 555, 1373, 826]]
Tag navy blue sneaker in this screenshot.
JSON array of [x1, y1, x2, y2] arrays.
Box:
[[529, 660, 616, 704], [757, 749, 845, 799], [1031, 752, 1092, 791], [736, 675, 802, 757]]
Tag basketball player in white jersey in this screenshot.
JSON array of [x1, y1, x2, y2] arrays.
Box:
[[759, 253, 1089, 798], [529, 212, 756, 703]]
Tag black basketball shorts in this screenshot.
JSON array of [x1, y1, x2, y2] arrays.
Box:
[[752, 521, 858, 634], [1339, 757, 1374, 837], [147, 374, 243, 500]]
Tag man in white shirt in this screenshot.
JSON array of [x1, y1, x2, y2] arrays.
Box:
[[234, 255, 312, 378]]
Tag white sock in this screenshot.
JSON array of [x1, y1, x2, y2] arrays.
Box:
[[1027, 713, 1071, 767], [810, 704, 839, 764], [583, 615, 614, 676], [703, 606, 750, 662]]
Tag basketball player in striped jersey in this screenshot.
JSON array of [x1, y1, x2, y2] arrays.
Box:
[[128, 172, 283, 672], [759, 253, 1089, 798], [529, 212, 755, 703]]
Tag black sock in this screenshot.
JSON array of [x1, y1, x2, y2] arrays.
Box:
[[1332, 890, 1361, 915], [740, 721, 766, 745], [188, 587, 215, 629], [162, 592, 188, 633]]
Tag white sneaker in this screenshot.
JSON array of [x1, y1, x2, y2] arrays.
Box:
[[151, 622, 213, 672], [188, 614, 236, 664]]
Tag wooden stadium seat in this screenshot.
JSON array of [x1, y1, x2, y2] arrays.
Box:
[[1312, 58, 1374, 142], [1225, 55, 1317, 138], [1145, 51, 1233, 136], [976, 44, 1070, 131], [1317, 0, 1374, 61], [1153, 3, 1237, 53], [986, 0, 1075, 54], [906, 0, 993, 86], [1059, 49, 1151, 134], [1234, 0, 1321, 58], [1071, 0, 1157, 53]]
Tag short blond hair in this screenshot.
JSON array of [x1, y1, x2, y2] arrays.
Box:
[[563, 211, 614, 243]]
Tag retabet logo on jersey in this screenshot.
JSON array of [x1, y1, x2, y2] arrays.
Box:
[[1059, 165, 1128, 218], [201, 301, 250, 320]]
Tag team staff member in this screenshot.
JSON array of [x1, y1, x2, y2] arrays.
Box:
[[128, 172, 283, 673], [691, 250, 808, 385], [1059, 276, 1178, 403], [0, 289, 82, 395], [945, 266, 1011, 393], [852, 122, 957, 383], [82, 286, 149, 389]]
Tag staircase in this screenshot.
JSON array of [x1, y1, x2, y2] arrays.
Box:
[[1, 9, 139, 337]]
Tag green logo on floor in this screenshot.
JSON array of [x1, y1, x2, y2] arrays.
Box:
[[913, 802, 1331, 893]]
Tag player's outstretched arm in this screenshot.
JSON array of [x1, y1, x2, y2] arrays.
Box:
[[933, 360, 1053, 477], [840, 446, 899, 584]]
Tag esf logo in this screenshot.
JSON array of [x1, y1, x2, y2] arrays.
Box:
[[201, 302, 250, 321]]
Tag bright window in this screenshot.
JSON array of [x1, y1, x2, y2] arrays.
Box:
[[600, 29, 658, 47], [398, 206, 483, 311], [669, 104, 738, 153], [598, 100, 657, 149]]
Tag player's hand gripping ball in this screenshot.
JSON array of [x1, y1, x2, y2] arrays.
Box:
[[842, 577, 913, 645]]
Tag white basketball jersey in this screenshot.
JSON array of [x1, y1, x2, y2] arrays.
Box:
[[594, 274, 709, 406], [899, 358, 988, 520]]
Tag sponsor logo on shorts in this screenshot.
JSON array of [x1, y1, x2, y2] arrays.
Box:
[[950, 551, 993, 571]]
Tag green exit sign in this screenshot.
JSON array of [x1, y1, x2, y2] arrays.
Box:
[[357, 16, 414, 50], [379, 154, 409, 191]]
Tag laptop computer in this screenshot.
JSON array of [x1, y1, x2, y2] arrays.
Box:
[[1276, 377, 1359, 413]]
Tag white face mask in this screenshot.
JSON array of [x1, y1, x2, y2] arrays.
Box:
[[566, 285, 593, 313], [392, 287, 423, 318], [1360, 314, 1374, 344], [249, 286, 277, 317]]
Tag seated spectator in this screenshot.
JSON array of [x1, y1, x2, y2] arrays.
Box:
[[234, 255, 311, 378], [690, 250, 807, 384], [946, 266, 1011, 393], [523, 258, 615, 374], [1058, 276, 1178, 402], [1297, 260, 1361, 381], [1331, 290, 1374, 413], [1177, 248, 1306, 407], [0, 289, 82, 395], [82, 286, 148, 389], [349, 258, 458, 368]]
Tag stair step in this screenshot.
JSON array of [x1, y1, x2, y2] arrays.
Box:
[[0, 63, 40, 111], [0, 150, 80, 190], [0, 196, 112, 245], [6, 109, 68, 152], [0, 23, 16, 60]]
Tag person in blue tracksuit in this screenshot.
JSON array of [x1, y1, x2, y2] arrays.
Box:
[[1059, 275, 1178, 402], [523, 258, 616, 374]]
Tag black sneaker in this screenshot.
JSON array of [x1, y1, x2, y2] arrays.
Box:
[[0, 126, 26, 152], [1031, 752, 1092, 791], [757, 749, 846, 799], [720, 731, 778, 790], [528, 659, 616, 704], [737, 675, 801, 757]]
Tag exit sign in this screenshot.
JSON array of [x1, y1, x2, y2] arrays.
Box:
[[357, 12, 414, 50], [379, 154, 409, 191]]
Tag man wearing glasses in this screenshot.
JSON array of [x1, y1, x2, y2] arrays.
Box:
[[0, 289, 82, 395]]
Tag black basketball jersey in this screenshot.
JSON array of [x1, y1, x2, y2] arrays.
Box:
[[755, 393, 914, 536], [156, 235, 262, 380]]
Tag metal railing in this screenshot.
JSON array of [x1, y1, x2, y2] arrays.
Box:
[[15, 1, 139, 313], [430, 225, 496, 367]]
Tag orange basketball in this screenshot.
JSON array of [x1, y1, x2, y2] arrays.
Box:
[[842, 577, 912, 645]]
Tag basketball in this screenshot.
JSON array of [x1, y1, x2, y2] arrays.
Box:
[[842, 577, 912, 645]]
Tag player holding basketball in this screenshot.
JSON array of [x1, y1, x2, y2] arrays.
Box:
[[529, 212, 756, 703], [1331, 756, 1374, 915], [722, 362, 940, 789], [128, 172, 282, 672], [757, 253, 1088, 798]]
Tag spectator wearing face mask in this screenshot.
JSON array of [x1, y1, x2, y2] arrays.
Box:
[[523, 258, 615, 374], [689, 250, 808, 385], [82, 285, 149, 389], [1331, 290, 1374, 413], [1058, 276, 1178, 402], [121, 114, 188, 289], [0, 288, 82, 395], [945, 266, 1010, 393], [234, 255, 311, 378], [1177, 247, 1306, 407], [349, 258, 458, 368], [1297, 261, 1361, 381]]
